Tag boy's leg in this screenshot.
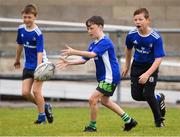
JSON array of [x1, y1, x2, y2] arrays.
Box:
[[101, 96, 137, 131], [45, 103, 54, 123], [101, 96, 125, 115], [22, 78, 36, 104], [84, 90, 103, 132], [97, 81, 137, 131], [22, 69, 36, 104], [156, 93, 166, 117], [131, 77, 145, 101], [144, 78, 164, 127], [33, 80, 46, 123]]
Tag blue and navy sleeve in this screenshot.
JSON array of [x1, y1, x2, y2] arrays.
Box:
[[154, 37, 165, 58], [125, 34, 133, 49], [16, 29, 23, 45], [36, 34, 44, 52], [92, 40, 110, 56]]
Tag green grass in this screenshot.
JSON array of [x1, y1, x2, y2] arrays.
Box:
[[0, 107, 179, 136]]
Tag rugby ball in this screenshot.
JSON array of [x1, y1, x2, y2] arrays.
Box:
[[34, 62, 55, 81]]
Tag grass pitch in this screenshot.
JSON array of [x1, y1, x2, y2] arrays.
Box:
[[0, 107, 179, 136]]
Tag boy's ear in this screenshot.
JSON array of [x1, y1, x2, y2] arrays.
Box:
[[99, 25, 103, 29], [147, 17, 151, 24]]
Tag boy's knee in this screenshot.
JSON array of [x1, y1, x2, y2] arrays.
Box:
[[88, 96, 97, 106], [32, 90, 39, 96], [100, 100, 106, 106], [132, 94, 142, 101], [144, 94, 154, 101], [22, 90, 30, 98]]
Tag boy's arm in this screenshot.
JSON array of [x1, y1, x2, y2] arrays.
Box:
[[122, 47, 132, 77], [14, 45, 23, 68], [36, 32, 45, 66], [67, 59, 86, 65], [37, 52, 43, 65], [139, 58, 162, 84], [56, 57, 86, 69], [61, 45, 97, 58]]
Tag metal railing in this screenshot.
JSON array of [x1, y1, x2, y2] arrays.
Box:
[[0, 17, 180, 104]]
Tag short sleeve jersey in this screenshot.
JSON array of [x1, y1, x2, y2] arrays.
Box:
[[16, 24, 48, 70], [83, 36, 120, 84], [126, 28, 165, 63]]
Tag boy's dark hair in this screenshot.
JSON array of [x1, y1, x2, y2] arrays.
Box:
[[133, 8, 149, 19], [21, 3, 38, 16], [86, 16, 104, 27]]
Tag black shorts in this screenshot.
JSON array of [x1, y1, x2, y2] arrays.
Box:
[[130, 60, 158, 100], [96, 81, 117, 96], [22, 68, 35, 80], [130, 60, 158, 78], [130, 60, 158, 82]]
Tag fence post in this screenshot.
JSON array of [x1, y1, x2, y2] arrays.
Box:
[[116, 31, 122, 105]]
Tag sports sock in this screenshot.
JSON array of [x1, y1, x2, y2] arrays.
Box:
[[89, 121, 96, 128], [156, 94, 161, 102], [45, 103, 48, 109], [38, 112, 46, 122], [121, 113, 131, 123]]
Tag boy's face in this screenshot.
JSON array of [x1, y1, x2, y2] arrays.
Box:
[[22, 13, 36, 28], [133, 13, 150, 31], [87, 24, 102, 39]]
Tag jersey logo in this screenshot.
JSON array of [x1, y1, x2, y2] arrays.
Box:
[[149, 76, 154, 83], [133, 40, 138, 44], [149, 43, 153, 48], [26, 41, 29, 45], [33, 37, 36, 41], [141, 47, 145, 50]]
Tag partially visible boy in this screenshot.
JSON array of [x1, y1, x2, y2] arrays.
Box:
[[57, 16, 137, 132], [14, 4, 53, 124], [122, 8, 166, 127]]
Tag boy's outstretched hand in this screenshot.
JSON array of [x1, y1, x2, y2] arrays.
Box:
[[56, 56, 69, 70], [61, 45, 75, 57]]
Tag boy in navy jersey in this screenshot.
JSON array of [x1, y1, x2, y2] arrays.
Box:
[[57, 16, 137, 132], [122, 8, 166, 127], [14, 4, 53, 124]]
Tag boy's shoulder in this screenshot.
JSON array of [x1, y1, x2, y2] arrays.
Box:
[[95, 36, 113, 48], [150, 29, 161, 39], [18, 24, 25, 29], [34, 27, 42, 36], [128, 28, 138, 35], [101, 36, 113, 44], [92, 36, 111, 45]]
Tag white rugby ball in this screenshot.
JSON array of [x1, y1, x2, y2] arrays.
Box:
[[34, 62, 55, 81]]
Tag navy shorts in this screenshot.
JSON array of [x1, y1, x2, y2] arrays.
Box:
[[22, 68, 35, 80]]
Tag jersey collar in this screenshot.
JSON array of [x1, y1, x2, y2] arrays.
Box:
[[24, 24, 38, 32], [94, 34, 105, 44], [137, 28, 153, 37]]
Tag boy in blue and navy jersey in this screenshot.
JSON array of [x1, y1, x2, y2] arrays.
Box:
[[57, 16, 137, 132], [82, 35, 120, 86], [16, 24, 48, 69], [122, 8, 166, 127], [14, 4, 53, 124]]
